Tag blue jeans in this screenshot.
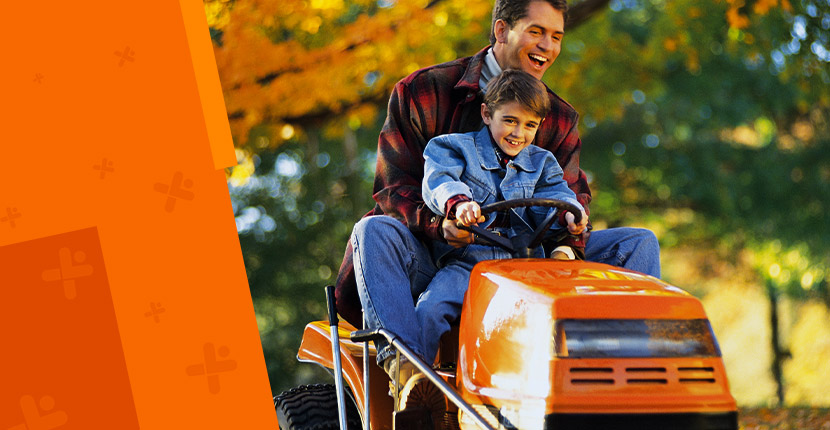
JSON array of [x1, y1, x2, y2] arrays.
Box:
[[351, 215, 660, 364], [584, 227, 661, 279], [352, 216, 436, 364]]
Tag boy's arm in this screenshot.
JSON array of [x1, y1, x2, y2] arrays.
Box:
[[422, 135, 473, 217]]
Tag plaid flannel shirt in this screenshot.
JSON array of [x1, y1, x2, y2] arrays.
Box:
[[335, 47, 592, 325]]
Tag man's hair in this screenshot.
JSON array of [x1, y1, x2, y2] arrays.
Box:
[[484, 69, 550, 119], [489, 0, 568, 45]]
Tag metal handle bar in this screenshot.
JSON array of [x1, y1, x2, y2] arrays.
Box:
[[350, 328, 496, 430]]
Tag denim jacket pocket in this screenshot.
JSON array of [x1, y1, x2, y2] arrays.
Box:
[[461, 172, 496, 205]]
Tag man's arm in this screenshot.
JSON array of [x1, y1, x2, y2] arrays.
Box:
[[548, 119, 591, 213], [537, 106, 592, 247], [371, 80, 446, 240], [530, 150, 588, 246]]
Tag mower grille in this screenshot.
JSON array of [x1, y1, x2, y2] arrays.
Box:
[[545, 411, 738, 430], [566, 364, 718, 386]]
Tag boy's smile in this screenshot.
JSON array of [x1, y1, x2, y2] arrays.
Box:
[[482, 101, 542, 157]]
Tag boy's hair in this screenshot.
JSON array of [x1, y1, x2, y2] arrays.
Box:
[[490, 0, 569, 45], [484, 69, 551, 119]]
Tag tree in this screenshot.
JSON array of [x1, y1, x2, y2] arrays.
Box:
[[555, 0, 829, 405]]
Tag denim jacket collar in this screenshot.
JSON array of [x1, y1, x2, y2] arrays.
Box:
[[474, 127, 538, 173]]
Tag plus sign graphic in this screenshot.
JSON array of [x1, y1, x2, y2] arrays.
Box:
[[153, 171, 194, 213], [1, 207, 22, 228], [41, 247, 94, 299], [144, 302, 165, 323], [114, 46, 135, 66], [6, 395, 68, 430], [93, 158, 114, 179], [186, 343, 237, 394]]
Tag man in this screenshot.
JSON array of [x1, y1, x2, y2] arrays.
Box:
[[336, 0, 661, 381]]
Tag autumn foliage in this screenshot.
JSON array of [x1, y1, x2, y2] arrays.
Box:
[[207, 0, 491, 149]]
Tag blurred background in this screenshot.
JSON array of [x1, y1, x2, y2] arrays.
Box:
[[204, 0, 830, 409]]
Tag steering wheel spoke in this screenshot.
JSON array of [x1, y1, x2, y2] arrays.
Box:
[[466, 224, 512, 249], [527, 210, 559, 250]]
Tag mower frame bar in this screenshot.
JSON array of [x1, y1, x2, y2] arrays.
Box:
[[351, 328, 496, 430]]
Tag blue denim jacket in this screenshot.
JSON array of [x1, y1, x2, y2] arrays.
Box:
[[422, 126, 583, 239]]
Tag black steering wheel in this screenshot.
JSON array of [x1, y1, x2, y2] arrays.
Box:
[[456, 198, 583, 258]]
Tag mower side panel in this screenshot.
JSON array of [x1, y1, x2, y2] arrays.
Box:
[[298, 321, 394, 430]]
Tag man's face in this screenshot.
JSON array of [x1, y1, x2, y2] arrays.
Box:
[[494, 1, 565, 80], [482, 101, 542, 157]]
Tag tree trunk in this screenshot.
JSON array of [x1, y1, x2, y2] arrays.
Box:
[[767, 280, 789, 406]]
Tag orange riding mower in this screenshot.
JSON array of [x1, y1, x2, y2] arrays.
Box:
[[274, 199, 738, 430]]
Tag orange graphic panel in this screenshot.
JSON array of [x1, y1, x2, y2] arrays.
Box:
[[1, 228, 139, 429], [1, 0, 275, 428]]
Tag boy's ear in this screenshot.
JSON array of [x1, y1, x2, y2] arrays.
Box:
[[481, 103, 492, 125]]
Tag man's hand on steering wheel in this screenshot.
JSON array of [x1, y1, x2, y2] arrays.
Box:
[[565, 209, 589, 236], [442, 217, 473, 247], [442, 201, 486, 247]]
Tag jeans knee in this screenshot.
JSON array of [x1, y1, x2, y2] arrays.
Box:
[[352, 216, 406, 244], [633, 228, 660, 253]]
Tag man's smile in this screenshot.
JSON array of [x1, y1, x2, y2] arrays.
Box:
[[528, 53, 548, 67]]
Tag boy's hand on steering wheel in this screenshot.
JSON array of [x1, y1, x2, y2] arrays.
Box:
[[565, 209, 589, 235], [455, 201, 485, 227]]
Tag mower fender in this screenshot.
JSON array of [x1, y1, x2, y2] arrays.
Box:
[[298, 320, 394, 429]]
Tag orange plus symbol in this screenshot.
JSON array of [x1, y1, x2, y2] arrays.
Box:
[[1, 207, 22, 228], [114, 46, 135, 66], [186, 343, 237, 394], [41, 247, 94, 299], [7, 395, 68, 430], [154, 171, 195, 212], [93, 158, 114, 179]]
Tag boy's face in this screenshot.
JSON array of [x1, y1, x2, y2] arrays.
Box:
[[482, 101, 542, 157]]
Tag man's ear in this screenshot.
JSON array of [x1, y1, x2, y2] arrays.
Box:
[[493, 19, 509, 43], [481, 103, 492, 125]]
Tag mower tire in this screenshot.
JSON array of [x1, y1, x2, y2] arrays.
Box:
[[274, 383, 360, 430]]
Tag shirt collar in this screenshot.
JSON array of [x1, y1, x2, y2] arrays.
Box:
[[454, 46, 490, 93], [478, 48, 503, 93]]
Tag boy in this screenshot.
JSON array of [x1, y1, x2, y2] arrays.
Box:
[[388, 70, 589, 388]]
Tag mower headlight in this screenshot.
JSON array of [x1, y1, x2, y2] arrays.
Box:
[[553, 319, 721, 358]]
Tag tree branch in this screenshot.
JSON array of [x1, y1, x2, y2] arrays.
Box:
[[567, 0, 611, 29]]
